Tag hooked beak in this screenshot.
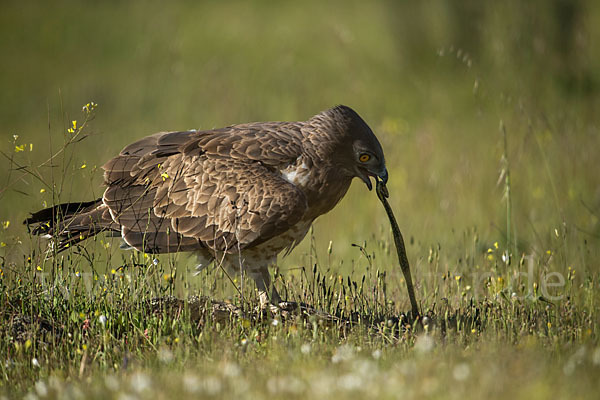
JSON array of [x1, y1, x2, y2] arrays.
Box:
[[357, 167, 388, 191], [378, 168, 388, 185]]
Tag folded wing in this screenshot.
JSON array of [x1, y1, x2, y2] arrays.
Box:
[[102, 125, 308, 254]]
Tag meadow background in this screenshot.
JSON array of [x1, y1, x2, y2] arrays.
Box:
[[1, 0, 600, 398]]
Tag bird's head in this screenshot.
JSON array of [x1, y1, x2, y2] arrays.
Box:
[[320, 105, 387, 191]]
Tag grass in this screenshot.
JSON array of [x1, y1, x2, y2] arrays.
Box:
[[1, 0, 600, 398]]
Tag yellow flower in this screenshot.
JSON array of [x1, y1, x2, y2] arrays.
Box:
[[2, 221, 10, 229], [68, 120, 77, 133], [36, 266, 42, 271], [14, 144, 25, 152], [161, 172, 169, 181], [81, 163, 86, 169], [29, 143, 33, 151], [494, 242, 499, 249], [40, 188, 46, 193]]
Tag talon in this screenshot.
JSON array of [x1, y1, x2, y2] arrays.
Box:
[[268, 301, 299, 313]]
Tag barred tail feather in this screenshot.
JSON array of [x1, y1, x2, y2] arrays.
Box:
[[24, 199, 119, 251]]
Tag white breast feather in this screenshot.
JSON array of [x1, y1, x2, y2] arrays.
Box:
[[280, 159, 311, 186]]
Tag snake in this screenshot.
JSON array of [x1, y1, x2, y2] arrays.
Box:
[[376, 178, 420, 320]]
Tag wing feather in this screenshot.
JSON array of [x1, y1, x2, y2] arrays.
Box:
[[101, 125, 308, 254]]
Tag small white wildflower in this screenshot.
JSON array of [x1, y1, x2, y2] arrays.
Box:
[[130, 372, 151, 393], [301, 343, 311, 355], [203, 376, 222, 395], [48, 376, 62, 391], [563, 360, 576, 376], [310, 375, 333, 396], [183, 373, 201, 393], [34, 380, 48, 397], [98, 315, 107, 326], [158, 347, 173, 364], [271, 319, 280, 327], [222, 362, 241, 378], [153, 258, 159, 266], [414, 335, 434, 354], [452, 363, 470, 381], [267, 376, 305, 394], [32, 358, 40, 368], [332, 345, 354, 363], [337, 373, 363, 391]]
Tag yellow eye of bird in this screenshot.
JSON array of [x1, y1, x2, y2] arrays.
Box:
[[359, 154, 370, 162]]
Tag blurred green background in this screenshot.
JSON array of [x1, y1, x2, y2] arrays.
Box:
[[1, 0, 599, 273]]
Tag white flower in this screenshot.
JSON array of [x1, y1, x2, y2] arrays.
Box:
[[130, 372, 151, 393], [301, 343, 311, 354], [452, 363, 470, 381], [332, 345, 354, 363], [222, 362, 241, 378], [158, 347, 173, 364], [414, 335, 434, 354], [203, 376, 222, 395], [34, 380, 48, 397], [183, 373, 201, 393]]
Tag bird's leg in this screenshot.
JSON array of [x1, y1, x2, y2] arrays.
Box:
[[249, 267, 279, 309], [249, 267, 300, 312]]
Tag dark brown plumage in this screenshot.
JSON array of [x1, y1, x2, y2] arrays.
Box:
[[25, 105, 388, 306]]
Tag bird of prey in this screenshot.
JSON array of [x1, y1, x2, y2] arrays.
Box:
[[25, 105, 388, 308]]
